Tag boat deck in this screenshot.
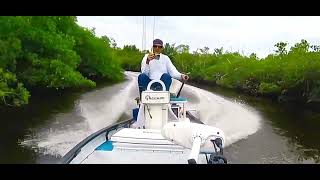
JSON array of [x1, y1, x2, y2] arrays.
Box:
[[79, 128, 207, 164]]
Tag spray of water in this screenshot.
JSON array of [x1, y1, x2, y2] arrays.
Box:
[[79, 73, 138, 132], [183, 84, 261, 146], [19, 123, 91, 157], [20, 72, 139, 157]]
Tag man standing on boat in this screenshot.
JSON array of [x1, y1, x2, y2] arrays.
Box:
[[138, 39, 189, 95]]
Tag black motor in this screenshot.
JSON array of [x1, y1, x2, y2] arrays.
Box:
[[208, 138, 227, 164]]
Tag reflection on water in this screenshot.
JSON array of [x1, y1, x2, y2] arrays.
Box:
[[0, 89, 85, 163], [262, 104, 320, 163]]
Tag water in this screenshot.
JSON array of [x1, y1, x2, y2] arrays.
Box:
[[192, 83, 320, 163], [0, 71, 319, 163]]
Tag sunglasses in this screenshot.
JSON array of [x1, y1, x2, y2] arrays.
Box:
[[153, 45, 163, 48]]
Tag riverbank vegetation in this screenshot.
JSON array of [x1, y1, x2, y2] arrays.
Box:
[[118, 40, 320, 105], [0, 16, 123, 107], [1, 16, 319, 107]]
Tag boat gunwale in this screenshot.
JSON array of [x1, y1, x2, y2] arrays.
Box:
[[59, 118, 135, 164]]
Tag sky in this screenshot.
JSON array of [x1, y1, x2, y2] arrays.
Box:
[[76, 16, 320, 58]]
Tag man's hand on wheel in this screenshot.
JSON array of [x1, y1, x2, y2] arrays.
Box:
[[181, 74, 189, 82]]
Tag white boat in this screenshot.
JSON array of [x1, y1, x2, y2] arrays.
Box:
[[60, 79, 227, 164]]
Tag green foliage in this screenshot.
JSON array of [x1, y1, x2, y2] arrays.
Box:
[[113, 45, 144, 72], [290, 39, 310, 54], [73, 28, 123, 80], [0, 16, 124, 107], [258, 82, 281, 95], [176, 44, 190, 54], [0, 37, 22, 71], [0, 68, 30, 106], [274, 41, 288, 55], [162, 43, 178, 61], [20, 59, 95, 89], [213, 47, 224, 56]]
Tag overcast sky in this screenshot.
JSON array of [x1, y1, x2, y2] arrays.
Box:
[[76, 16, 320, 58]]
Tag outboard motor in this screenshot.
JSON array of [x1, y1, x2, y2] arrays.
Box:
[[162, 121, 227, 164]]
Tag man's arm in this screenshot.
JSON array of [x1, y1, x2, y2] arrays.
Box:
[[141, 54, 150, 75], [166, 56, 182, 80]]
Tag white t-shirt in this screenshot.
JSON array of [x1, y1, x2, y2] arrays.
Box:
[[141, 53, 182, 80]]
